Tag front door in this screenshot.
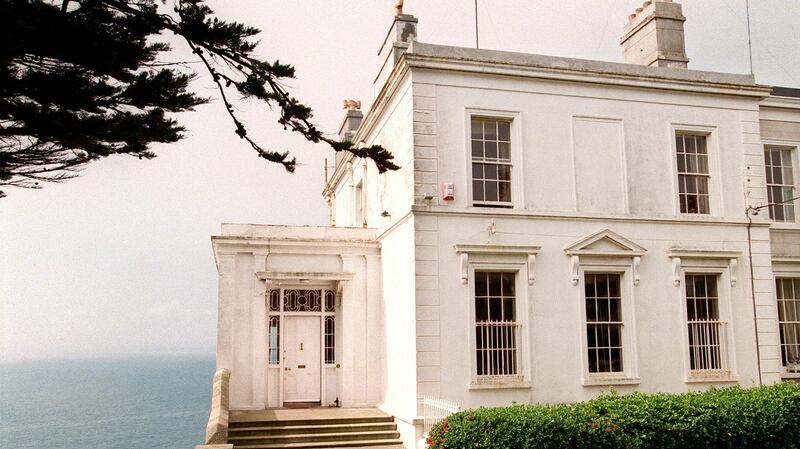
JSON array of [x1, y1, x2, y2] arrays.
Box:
[[283, 316, 321, 403]]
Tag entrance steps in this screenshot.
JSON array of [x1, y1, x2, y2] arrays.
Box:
[[227, 408, 404, 449]]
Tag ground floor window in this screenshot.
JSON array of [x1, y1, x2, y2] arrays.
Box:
[[474, 271, 520, 378], [685, 274, 727, 373], [776, 278, 800, 372], [584, 273, 623, 373]]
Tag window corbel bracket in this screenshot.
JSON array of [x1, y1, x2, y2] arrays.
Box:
[[460, 252, 469, 284], [571, 256, 580, 286], [672, 257, 682, 286], [633, 256, 641, 286], [527, 254, 536, 285], [729, 258, 738, 287]]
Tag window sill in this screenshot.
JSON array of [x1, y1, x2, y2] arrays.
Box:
[[469, 380, 531, 390], [685, 372, 738, 383], [780, 372, 800, 380], [582, 376, 641, 387], [769, 222, 800, 231]]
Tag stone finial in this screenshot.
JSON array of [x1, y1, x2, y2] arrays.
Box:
[[343, 100, 361, 111], [394, 0, 403, 16]]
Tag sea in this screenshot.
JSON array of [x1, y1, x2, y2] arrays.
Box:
[[0, 356, 215, 449]]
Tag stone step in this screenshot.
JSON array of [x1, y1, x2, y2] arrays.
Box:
[[229, 416, 394, 429], [229, 430, 400, 446], [228, 422, 397, 437], [232, 439, 404, 449]]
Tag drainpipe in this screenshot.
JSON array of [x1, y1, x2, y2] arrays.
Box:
[[745, 206, 763, 385]]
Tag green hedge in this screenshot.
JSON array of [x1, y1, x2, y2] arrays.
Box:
[[428, 383, 800, 449]]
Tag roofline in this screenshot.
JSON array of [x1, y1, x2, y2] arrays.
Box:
[[404, 42, 771, 98]]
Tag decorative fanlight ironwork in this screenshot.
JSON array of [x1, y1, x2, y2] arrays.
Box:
[[324, 290, 335, 312], [283, 289, 322, 312], [268, 289, 280, 312]]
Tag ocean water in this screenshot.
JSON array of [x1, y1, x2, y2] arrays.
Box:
[[0, 356, 215, 449]]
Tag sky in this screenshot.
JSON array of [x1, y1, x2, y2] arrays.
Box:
[[1, 0, 798, 363]]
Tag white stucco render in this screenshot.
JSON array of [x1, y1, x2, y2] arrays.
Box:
[[211, 7, 800, 449]]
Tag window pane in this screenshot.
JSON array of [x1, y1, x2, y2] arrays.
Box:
[[498, 182, 512, 203], [685, 136, 696, 154], [475, 297, 488, 321], [472, 180, 484, 201], [498, 142, 510, 160], [498, 165, 511, 181], [485, 164, 498, 180], [472, 140, 483, 158], [488, 272, 502, 296], [471, 119, 483, 139], [484, 121, 497, 140], [485, 181, 498, 202], [475, 272, 488, 296], [485, 141, 497, 159], [498, 121, 510, 141]]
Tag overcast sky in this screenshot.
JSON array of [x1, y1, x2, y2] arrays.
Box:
[[1, 0, 798, 363]]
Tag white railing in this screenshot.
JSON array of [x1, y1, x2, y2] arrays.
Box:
[[422, 396, 461, 440], [780, 321, 800, 373], [475, 321, 521, 379], [688, 320, 729, 376]]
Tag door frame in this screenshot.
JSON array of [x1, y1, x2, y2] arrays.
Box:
[[267, 285, 336, 407]]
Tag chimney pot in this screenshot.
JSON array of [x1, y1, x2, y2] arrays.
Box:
[[643, 1, 652, 7], [628, 13, 637, 20], [635, 7, 643, 13]]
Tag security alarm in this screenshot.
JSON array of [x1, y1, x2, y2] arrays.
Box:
[[441, 182, 454, 200]]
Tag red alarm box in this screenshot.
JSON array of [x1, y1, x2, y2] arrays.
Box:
[[441, 182, 454, 200]]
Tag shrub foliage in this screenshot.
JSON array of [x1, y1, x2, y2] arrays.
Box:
[[428, 383, 800, 449]]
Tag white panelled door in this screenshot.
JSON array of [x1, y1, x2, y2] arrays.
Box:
[[283, 316, 321, 402]]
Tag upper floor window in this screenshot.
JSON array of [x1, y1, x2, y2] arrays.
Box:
[[471, 118, 512, 207], [765, 147, 796, 222], [676, 134, 710, 214], [776, 278, 800, 373], [474, 271, 520, 380]]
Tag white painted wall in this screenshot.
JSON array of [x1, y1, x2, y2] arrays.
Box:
[[421, 70, 762, 218], [377, 217, 418, 449]]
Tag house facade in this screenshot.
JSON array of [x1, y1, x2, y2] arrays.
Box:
[[210, 2, 800, 448]]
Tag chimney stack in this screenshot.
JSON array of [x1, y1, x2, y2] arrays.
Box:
[[336, 100, 363, 165], [374, 4, 418, 93], [621, 0, 689, 69]]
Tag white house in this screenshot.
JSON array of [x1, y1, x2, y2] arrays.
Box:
[[206, 2, 800, 448]]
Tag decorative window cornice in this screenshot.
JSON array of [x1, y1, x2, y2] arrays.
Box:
[[667, 248, 742, 287], [564, 229, 646, 285], [454, 244, 541, 285]]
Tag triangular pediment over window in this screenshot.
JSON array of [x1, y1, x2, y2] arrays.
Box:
[[564, 229, 646, 257], [564, 229, 646, 286]]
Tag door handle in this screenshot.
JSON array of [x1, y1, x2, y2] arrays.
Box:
[[284, 367, 291, 371], [297, 365, 306, 369]]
